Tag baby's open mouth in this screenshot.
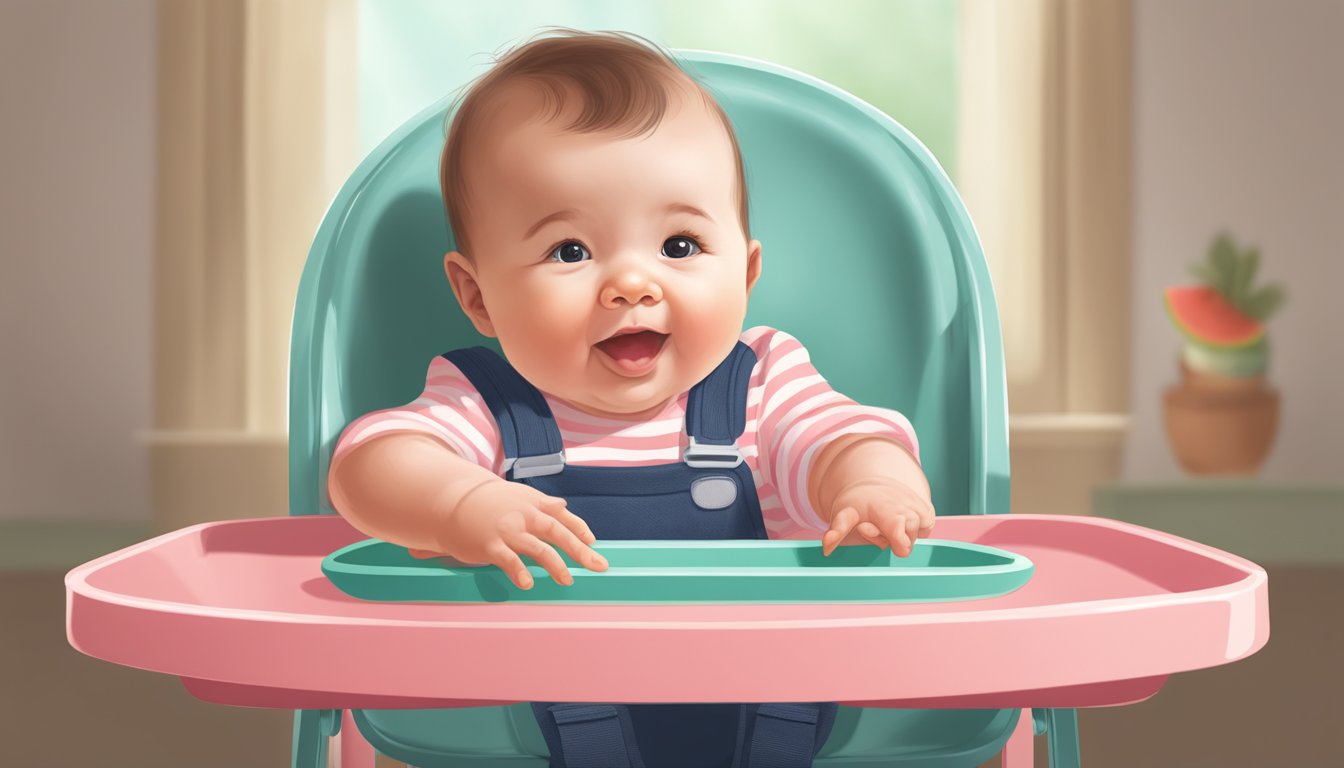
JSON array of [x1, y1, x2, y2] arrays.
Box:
[[594, 330, 669, 374]]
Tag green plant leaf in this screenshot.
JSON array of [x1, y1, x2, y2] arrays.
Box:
[[1234, 247, 1260, 308], [1244, 284, 1286, 321], [1227, 247, 1246, 306], [1190, 263, 1220, 287], [1208, 233, 1238, 297]]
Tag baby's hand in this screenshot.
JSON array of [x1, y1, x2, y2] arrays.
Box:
[[820, 477, 935, 558], [407, 479, 608, 589]]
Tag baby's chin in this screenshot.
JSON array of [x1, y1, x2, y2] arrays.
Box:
[[576, 388, 678, 421], [559, 371, 680, 421]]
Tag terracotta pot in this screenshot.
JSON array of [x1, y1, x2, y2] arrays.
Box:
[[1163, 360, 1279, 475]]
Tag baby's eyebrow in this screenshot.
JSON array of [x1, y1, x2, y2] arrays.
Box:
[[525, 209, 579, 239], [666, 203, 714, 223], [524, 203, 714, 240]]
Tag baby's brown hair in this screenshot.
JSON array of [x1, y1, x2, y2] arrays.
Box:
[[439, 29, 750, 260]]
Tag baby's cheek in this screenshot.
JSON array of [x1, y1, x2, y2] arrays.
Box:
[[677, 294, 747, 365], [508, 290, 579, 337], [700, 282, 749, 330]]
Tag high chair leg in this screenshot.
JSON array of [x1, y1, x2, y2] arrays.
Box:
[[292, 708, 341, 768], [338, 709, 377, 768], [1000, 709, 1035, 768], [1043, 708, 1081, 768]]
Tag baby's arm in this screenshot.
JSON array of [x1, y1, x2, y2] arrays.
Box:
[[330, 433, 607, 587], [326, 357, 608, 587], [328, 432, 501, 552], [746, 326, 929, 549], [808, 434, 933, 556]]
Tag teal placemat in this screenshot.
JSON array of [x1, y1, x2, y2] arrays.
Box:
[[323, 538, 1034, 604]]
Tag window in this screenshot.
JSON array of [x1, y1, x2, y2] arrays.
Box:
[[356, 0, 961, 174]]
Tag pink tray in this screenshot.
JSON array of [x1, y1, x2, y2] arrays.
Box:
[[66, 514, 1268, 711]]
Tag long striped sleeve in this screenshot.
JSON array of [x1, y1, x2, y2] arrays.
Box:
[[742, 326, 918, 538], [331, 357, 505, 475]]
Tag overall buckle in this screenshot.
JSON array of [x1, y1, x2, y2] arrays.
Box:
[[682, 436, 744, 468], [501, 451, 566, 479]]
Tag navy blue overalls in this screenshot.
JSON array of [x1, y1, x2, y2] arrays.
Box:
[[443, 342, 839, 768]]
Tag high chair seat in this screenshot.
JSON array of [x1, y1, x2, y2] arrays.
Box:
[[353, 704, 1020, 768], [291, 49, 1017, 767]]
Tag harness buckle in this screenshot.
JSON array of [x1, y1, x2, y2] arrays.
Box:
[[682, 436, 744, 468], [501, 451, 566, 479]]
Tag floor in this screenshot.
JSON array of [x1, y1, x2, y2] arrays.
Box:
[[8, 566, 1341, 767]]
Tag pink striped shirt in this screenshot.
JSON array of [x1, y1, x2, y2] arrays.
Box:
[[333, 326, 918, 539]]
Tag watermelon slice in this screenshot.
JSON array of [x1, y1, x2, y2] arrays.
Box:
[[1183, 338, 1268, 377], [1165, 285, 1264, 348]]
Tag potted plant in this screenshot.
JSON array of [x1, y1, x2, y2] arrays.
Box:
[[1163, 233, 1287, 475]]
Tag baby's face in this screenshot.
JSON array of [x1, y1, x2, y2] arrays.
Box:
[[445, 81, 762, 419]]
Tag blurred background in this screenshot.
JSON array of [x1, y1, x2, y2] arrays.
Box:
[[2, 0, 1339, 765]]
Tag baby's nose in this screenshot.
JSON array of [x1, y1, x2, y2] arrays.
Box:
[[600, 269, 663, 307]]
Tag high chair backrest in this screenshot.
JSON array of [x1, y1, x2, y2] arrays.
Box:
[[289, 51, 1009, 522]]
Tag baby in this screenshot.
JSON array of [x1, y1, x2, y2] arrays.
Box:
[[329, 30, 934, 768]]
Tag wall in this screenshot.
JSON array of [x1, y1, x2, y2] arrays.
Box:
[[1127, 0, 1344, 482], [0, 0, 154, 520], [3, 0, 1340, 519]]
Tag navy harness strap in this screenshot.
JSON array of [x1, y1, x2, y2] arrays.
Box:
[[548, 704, 646, 768], [736, 704, 828, 768], [685, 341, 756, 445], [441, 347, 565, 478]]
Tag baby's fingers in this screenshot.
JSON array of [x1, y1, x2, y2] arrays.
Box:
[[484, 541, 535, 590], [508, 532, 575, 587], [877, 512, 915, 557], [529, 510, 608, 573], [823, 507, 860, 556], [915, 497, 936, 538], [538, 496, 598, 546], [857, 522, 889, 549]]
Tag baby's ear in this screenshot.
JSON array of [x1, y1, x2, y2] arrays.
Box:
[[443, 251, 497, 337], [745, 240, 763, 297]]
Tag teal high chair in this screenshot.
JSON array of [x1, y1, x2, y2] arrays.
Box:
[[289, 51, 1080, 768]]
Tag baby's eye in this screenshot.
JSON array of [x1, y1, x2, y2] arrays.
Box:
[[661, 236, 702, 259], [549, 241, 591, 263]]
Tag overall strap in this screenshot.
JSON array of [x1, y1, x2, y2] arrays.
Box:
[[735, 703, 835, 768], [683, 341, 757, 468], [536, 703, 647, 768], [440, 347, 565, 480]]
